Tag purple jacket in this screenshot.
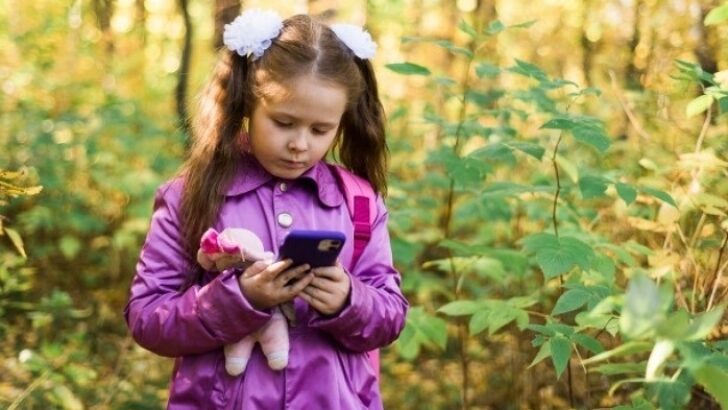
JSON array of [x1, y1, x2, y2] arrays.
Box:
[[124, 158, 408, 409]]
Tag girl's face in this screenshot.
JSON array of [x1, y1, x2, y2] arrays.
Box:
[[248, 74, 348, 180]]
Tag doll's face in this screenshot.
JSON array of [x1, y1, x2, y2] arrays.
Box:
[[248, 73, 347, 180]]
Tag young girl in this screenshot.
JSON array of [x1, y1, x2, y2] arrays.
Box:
[[124, 9, 408, 409]]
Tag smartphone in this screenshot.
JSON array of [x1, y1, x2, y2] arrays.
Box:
[[278, 230, 346, 268]]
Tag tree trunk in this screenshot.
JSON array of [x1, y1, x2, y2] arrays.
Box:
[[136, 0, 147, 46], [93, 0, 115, 56], [695, 1, 718, 76], [580, 0, 597, 86], [214, 0, 242, 50], [625, 0, 644, 90], [177, 0, 193, 141]]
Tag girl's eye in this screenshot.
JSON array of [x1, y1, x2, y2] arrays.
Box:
[[274, 120, 292, 127], [312, 128, 328, 136]]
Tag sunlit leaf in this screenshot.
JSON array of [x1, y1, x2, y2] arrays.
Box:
[[458, 19, 477, 38], [704, 3, 728, 25], [686, 94, 714, 117], [4, 227, 26, 258], [385, 62, 431, 76], [438, 300, 481, 316], [521, 233, 595, 279]]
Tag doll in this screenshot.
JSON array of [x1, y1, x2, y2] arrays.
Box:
[[197, 228, 290, 375]]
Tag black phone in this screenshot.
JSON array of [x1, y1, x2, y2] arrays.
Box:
[[278, 230, 346, 268]]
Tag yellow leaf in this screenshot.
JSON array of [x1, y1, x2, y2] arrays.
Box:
[[627, 217, 674, 233], [3, 228, 26, 258], [657, 202, 680, 225], [0, 168, 27, 180]]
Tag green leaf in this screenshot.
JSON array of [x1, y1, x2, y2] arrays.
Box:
[[552, 289, 590, 315], [693, 364, 728, 408], [579, 175, 610, 199], [3, 227, 26, 258], [475, 62, 500, 78], [521, 233, 595, 279], [529, 342, 551, 368], [59, 235, 82, 260], [550, 336, 572, 379], [541, 116, 577, 130], [640, 187, 677, 207], [419, 314, 448, 350], [438, 300, 481, 316], [718, 96, 728, 116], [487, 307, 524, 334], [504, 141, 545, 160], [594, 362, 647, 376], [685, 304, 726, 341], [458, 19, 478, 37], [509, 59, 548, 81], [572, 124, 611, 153], [572, 333, 604, 354], [511, 20, 537, 29], [686, 94, 714, 117], [486, 20, 505, 34], [397, 323, 420, 360], [582, 341, 654, 365], [616, 182, 638, 205], [704, 3, 728, 25], [645, 379, 692, 409], [469, 310, 490, 335], [385, 62, 431, 76]]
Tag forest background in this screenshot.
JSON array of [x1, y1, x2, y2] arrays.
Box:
[[2, 0, 728, 409]]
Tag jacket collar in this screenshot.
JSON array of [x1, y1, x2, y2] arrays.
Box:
[[224, 155, 344, 208]]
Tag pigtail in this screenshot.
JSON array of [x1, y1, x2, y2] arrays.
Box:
[[339, 58, 388, 197], [179, 50, 254, 283]]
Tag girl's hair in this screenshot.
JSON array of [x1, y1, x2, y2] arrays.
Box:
[[178, 14, 388, 270]]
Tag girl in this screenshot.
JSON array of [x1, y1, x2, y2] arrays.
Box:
[[124, 9, 408, 410]]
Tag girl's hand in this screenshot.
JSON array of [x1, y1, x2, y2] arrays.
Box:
[[238, 260, 313, 310], [300, 262, 351, 316]]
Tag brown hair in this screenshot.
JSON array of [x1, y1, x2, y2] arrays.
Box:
[[178, 14, 388, 273]]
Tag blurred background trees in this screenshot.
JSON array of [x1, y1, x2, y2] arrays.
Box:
[[1, 0, 727, 408]]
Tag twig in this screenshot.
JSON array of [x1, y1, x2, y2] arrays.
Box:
[[707, 233, 728, 311], [694, 103, 712, 154], [7, 370, 52, 410], [608, 71, 651, 142]]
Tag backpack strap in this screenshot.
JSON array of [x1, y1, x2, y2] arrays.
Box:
[[329, 164, 381, 380], [329, 164, 376, 269]]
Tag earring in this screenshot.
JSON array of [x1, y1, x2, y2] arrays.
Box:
[[240, 131, 251, 153]]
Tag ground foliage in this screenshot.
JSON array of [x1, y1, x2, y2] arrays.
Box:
[[2, 1, 728, 409]]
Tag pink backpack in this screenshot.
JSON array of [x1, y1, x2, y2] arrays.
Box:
[[329, 164, 380, 379]]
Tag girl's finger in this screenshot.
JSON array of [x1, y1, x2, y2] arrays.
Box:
[[277, 263, 310, 285], [306, 277, 335, 294], [284, 271, 315, 297], [242, 260, 270, 278], [298, 291, 320, 309], [311, 266, 343, 280], [260, 259, 293, 280]]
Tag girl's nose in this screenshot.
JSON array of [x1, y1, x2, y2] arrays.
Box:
[[287, 132, 308, 152]]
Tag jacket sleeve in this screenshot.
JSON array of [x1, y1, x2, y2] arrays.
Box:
[[308, 196, 409, 352], [124, 182, 272, 357]]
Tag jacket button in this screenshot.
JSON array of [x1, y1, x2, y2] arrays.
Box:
[[279, 182, 288, 192], [277, 213, 293, 228]]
